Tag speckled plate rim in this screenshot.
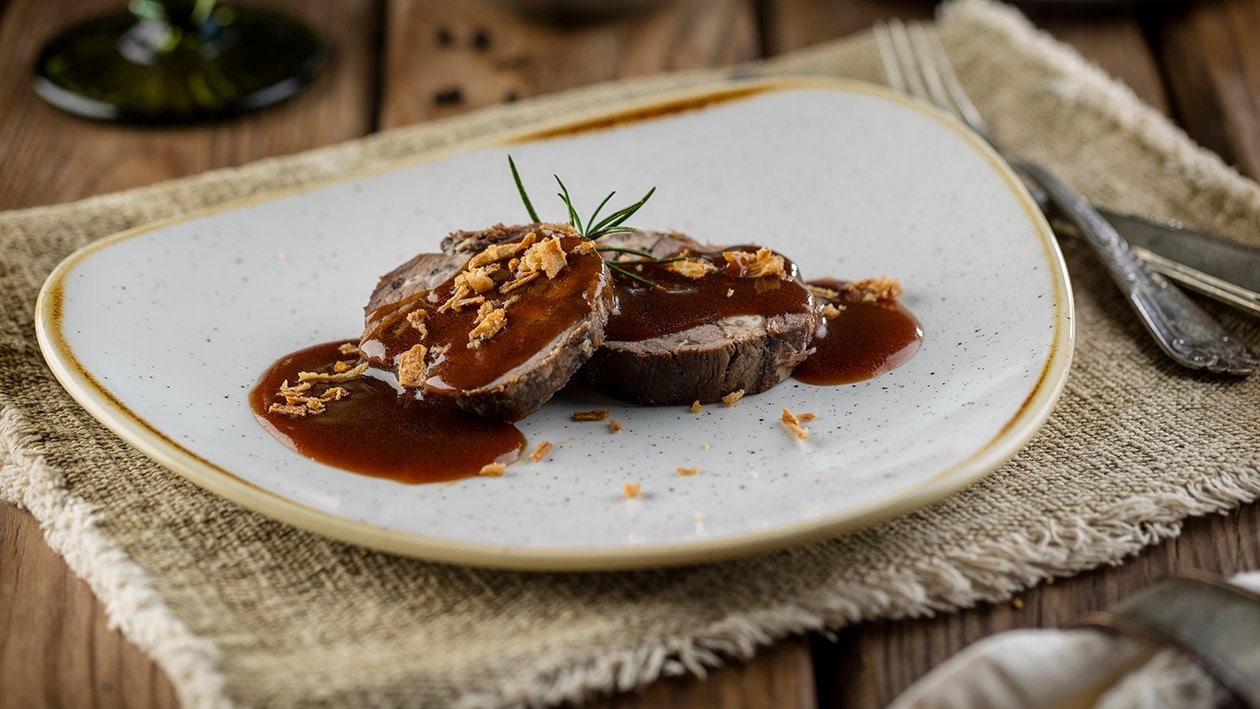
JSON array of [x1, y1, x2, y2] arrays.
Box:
[[35, 77, 1075, 571]]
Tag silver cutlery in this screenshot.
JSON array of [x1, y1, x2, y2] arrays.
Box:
[[1025, 189, 1260, 318], [874, 19, 1256, 375]]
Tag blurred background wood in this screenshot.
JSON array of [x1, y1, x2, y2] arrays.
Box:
[[2, 0, 1257, 706]]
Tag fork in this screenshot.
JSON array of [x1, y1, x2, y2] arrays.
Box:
[[873, 19, 1256, 376]]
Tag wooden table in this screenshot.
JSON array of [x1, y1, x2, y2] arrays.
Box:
[[2, 0, 1257, 706]]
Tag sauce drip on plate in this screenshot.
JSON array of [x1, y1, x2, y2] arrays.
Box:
[[793, 278, 923, 385], [606, 246, 814, 341], [250, 341, 524, 484]]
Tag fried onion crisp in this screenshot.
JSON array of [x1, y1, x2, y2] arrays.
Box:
[[781, 407, 810, 439], [722, 247, 787, 279], [840, 276, 902, 303], [467, 302, 507, 349], [664, 258, 717, 279], [518, 236, 568, 279], [478, 463, 506, 477], [530, 441, 554, 462], [269, 371, 358, 418], [396, 344, 428, 388]]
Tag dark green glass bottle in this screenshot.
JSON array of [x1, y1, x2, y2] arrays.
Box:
[[33, 0, 327, 122]]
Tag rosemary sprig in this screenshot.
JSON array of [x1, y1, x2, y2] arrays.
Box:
[[607, 263, 660, 287], [554, 176, 584, 234], [583, 187, 656, 240], [596, 246, 687, 265], [508, 155, 540, 223], [611, 258, 687, 265], [508, 155, 664, 286]]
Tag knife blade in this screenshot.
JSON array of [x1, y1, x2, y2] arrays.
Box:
[[1027, 187, 1260, 317], [1099, 210, 1260, 317]]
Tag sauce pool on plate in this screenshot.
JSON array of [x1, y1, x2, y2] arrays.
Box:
[[250, 341, 524, 484], [793, 278, 923, 385]]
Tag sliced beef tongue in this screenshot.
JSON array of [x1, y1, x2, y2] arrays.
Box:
[[583, 230, 820, 406], [361, 224, 614, 421], [365, 252, 464, 315], [441, 222, 548, 257]]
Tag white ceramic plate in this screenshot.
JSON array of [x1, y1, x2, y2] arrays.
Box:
[[37, 79, 1073, 570]]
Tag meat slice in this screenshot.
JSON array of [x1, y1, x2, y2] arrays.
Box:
[[365, 252, 464, 315], [441, 222, 544, 257], [582, 231, 819, 406], [361, 224, 613, 421]]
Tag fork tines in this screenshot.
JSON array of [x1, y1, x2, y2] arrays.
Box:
[[873, 19, 990, 140]]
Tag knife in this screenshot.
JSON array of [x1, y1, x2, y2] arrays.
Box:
[[1027, 188, 1260, 317]]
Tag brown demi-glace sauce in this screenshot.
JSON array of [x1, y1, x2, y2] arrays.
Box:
[[251, 254, 921, 484], [605, 246, 814, 341], [793, 278, 923, 385], [360, 235, 609, 393], [250, 341, 524, 484]]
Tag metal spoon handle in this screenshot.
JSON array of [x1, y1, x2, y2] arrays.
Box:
[[1016, 160, 1256, 375]]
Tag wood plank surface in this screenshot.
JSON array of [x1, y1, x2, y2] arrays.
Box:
[[763, 0, 934, 52], [599, 637, 817, 709], [1036, 16, 1170, 114], [0, 0, 381, 210], [1148, 0, 1260, 179], [0, 506, 179, 709], [379, 0, 760, 129]]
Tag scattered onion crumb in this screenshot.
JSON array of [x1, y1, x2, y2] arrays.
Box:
[[663, 258, 717, 279], [467, 302, 507, 349], [297, 362, 368, 383], [781, 408, 810, 439], [726, 288, 734, 298], [721, 389, 745, 406], [571, 409, 609, 422], [529, 441, 554, 462], [609, 419, 622, 433], [690, 400, 702, 413], [478, 463, 506, 477], [807, 284, 840, 301], [499, 270, 540, 294], [623, 482, 641, 498], [406, 308, 429, 337], [798, 412, 816, 422], [677, 467, 699, 476], [722, 247, 787, 279], [396, 344, 428, 388], [338, 342, 360, 356], [702, 441, 712, 450], [518, 235, 568, 279], [821, 303, 844, 319], [269, 361, 363, 418], [841, 276, 903, 303]]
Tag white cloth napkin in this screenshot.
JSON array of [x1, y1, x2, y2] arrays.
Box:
[[889, 573, 1260, 709]]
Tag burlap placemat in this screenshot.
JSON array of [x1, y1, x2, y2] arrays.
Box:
[[2, 1, 1258, 706]]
